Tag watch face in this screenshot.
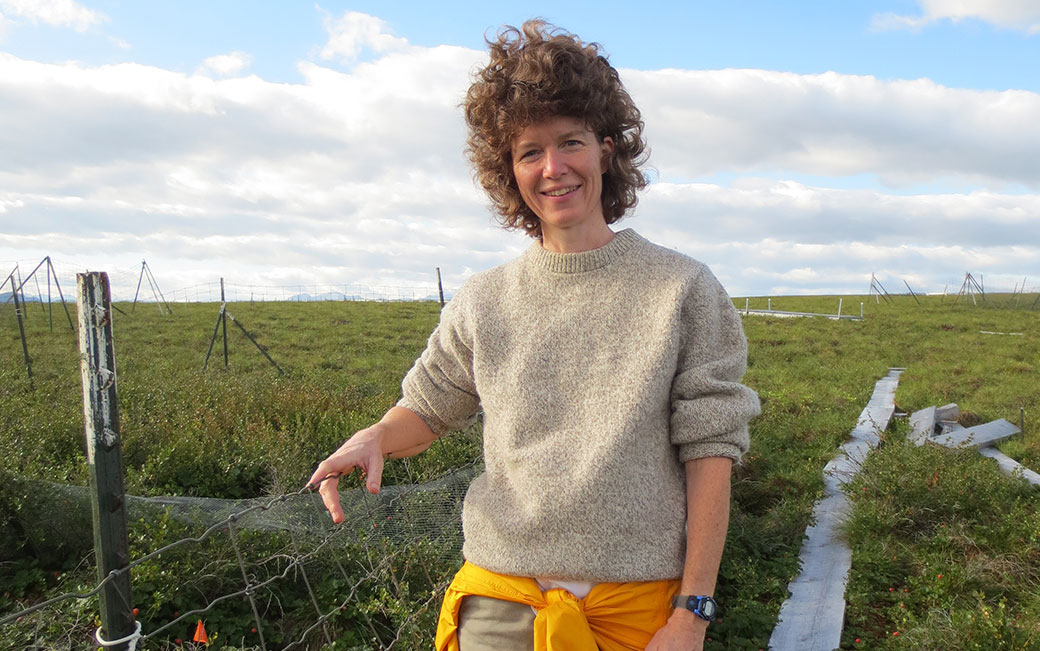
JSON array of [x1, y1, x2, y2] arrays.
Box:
[[701, 599, 717, 618]]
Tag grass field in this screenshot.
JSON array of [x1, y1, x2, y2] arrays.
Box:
[[1, 292, 1038, 649]]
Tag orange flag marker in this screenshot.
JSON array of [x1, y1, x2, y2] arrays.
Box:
[[193, 619, 209, 644]]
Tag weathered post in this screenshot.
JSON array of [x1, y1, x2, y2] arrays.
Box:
[[131, 260, 145, 313], [903, 280, 920, 305], [837, 298, 843, 319], [15, 265, 27, 316], [46, 257, 53, 331], [143, 261, 172, 315], [46, 257, 75, 331], [436, 267, 445, 308], [221, 278, 229, 368], [11, 273, 33, 388], [77, 272, 134, 650]]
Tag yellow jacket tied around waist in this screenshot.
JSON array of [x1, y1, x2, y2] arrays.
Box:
[[436, 562, 681, 651]]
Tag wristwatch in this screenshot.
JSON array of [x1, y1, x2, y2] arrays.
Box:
[[672, 595, 718, 622]]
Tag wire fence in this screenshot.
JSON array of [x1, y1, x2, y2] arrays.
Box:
[[1, 466, 475, 650], [0, 258, 447, 307], [6, 255, 1040, 307], [163, 282, 443, 304], [0, 270, 466, 650]]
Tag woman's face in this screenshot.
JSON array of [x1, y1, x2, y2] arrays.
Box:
[[511, 116, 614, 241]]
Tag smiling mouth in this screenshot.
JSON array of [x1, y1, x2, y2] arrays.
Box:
[[543, 185, 579, 197]]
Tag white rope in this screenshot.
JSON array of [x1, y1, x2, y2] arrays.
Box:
[[94, 620, 143, 651]]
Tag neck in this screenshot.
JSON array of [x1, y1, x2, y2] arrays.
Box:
[[539, 220, 615, 253]]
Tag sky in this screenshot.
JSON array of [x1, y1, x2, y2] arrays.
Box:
[[1, 0, 1039, 300]]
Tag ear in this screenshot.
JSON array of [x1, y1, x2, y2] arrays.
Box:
[[599, 136, 615, 173]]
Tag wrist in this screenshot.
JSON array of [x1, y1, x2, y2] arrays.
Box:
[[667, 608, 710, 638], [353, 422, 389, 455]]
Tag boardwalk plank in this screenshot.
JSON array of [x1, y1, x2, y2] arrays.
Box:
[[978, 448, 1040, 488], [930, 419, 1020, 448], [768, 369, 902, 651], [908, 406, 936, 446]]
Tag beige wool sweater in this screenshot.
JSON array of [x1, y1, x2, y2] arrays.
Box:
[[398, 229, 760, 581]]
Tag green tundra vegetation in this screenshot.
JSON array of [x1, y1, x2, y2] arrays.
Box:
[[0, 292, 1038, 649]]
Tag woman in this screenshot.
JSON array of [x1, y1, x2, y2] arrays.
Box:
[[308, 20, 759, 651]]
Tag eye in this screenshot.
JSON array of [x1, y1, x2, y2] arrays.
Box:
[[517, 148, 539, 161]]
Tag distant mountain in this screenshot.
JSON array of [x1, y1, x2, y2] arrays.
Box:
[[286, 291, 449, 303], [1, 292, 43, 303]]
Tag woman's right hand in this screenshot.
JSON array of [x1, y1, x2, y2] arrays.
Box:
[[306, 406, 438, 524], [307, 425, 387, 524]]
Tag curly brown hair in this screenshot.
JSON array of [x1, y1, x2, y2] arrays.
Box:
[[464, 20, 648, 237]]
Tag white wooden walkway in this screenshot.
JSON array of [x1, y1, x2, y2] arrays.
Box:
[[768, 368, 903, 651], [978, 447, 1040, 487], [910, 406, 1037, 488]]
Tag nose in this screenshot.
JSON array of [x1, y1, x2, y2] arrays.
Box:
[[542, 148, 566, 178]]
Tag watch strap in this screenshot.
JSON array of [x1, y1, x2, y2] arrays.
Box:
[[672, 594, 718, 622]]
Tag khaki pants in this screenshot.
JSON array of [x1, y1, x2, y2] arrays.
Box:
[[458, 595, 536, 651]]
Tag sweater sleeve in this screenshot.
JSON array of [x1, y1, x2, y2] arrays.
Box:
[[670, 267, 760, 463], [396, 286, 481, 436]]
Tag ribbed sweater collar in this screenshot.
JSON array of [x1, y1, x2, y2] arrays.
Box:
[[524, 228, 641, 274]]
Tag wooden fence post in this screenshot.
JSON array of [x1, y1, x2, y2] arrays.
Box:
[[77, 272, 134, 650], [10, 273, 33, 388], [221, 278, 229, 368]]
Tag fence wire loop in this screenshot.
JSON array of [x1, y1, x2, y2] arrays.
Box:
[[95, 620, 143, 651]]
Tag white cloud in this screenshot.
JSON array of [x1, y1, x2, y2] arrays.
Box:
[[644, 181, 1040, 239], [870, 12, 931, 32], [873, 0, 1040, 34], [1, 37, 1038, 298], [0, 196, 25, 213], [0, 43, 493, 293], [318, 10, 410, 65], [0, 0, 105, 32], [625, 68, 1040, 188], [198, 51, 252, 77]]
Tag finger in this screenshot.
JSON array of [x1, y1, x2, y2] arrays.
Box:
[[365, 452, 385, 494], [306, 462, 337, 489], [317, 475, 345, 523]]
